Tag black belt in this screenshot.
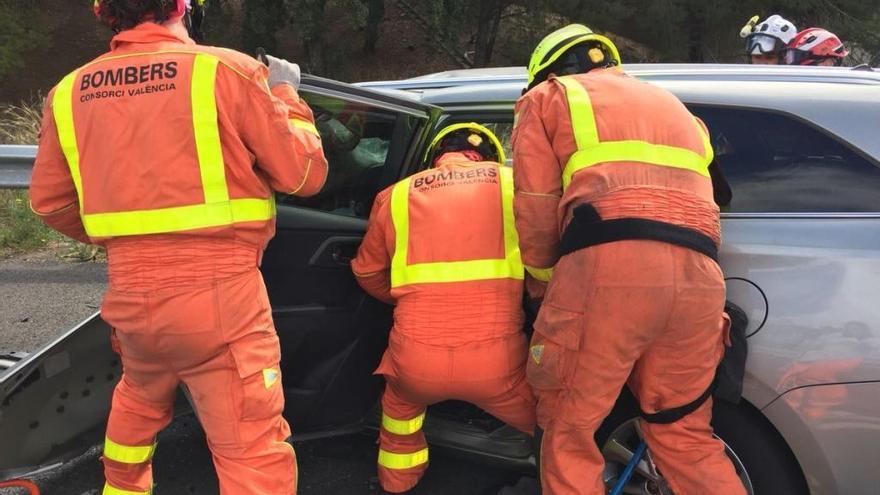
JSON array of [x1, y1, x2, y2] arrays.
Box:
[[559, 203, 718, 263]]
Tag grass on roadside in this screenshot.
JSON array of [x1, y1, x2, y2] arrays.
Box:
[[0, 98, 102, 261]]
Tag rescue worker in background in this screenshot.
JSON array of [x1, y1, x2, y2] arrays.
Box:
[[741, 14, 797, 64], [784, 28, 850, 66], [29, 0, 328, 493], [512, 24, 746, 494], [351, 124, 536, 494]]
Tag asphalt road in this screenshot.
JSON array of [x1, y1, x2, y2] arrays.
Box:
[[0, 259, 520, 495]]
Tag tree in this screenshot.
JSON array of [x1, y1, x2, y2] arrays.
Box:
[[242, 0, 288, 54], [361, 0, 385, 54]]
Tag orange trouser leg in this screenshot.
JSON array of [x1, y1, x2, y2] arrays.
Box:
[[103, 361, 177, 494], [101, 269, 296, 495], [528, 243, 745, 495], [378, 384, 429, 493]]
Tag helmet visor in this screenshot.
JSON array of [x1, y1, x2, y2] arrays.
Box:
[[747, 34, 781, 55]]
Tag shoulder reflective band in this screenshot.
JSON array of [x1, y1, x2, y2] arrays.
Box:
[[555, 76, 713, 190], [378, 448, 429, 470], [52, 53, 275, 238], [382, 411, 425, 435], [103, 436, 156, 464], [290, 118, 320, 137], [525, 265, 554, 282], [389, 166, 524, 288], [103, 482, 152, 495]]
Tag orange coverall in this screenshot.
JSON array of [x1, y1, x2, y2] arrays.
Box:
[[352, 153, 536, 493], [512, 69, 745, 494], [29, 23, 327, 495]]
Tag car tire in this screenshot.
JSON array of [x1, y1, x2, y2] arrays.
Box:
[[596, 389, 808, 495], [711, 399, 809, 494]]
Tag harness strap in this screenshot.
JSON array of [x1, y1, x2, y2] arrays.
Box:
[[559, 204, 718, 263], [641, 380, 716, 424]]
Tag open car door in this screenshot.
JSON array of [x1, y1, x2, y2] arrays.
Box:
[[0, 75, 439, 479]]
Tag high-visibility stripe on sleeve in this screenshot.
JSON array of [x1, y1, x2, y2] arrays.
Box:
[[290, 118, 320, 137], [191, 54, 229, 204], [103, 436, 156, 464], [556, 76, 598, 150], [378, 448, 429, 470], [382, 412, 425, 435], [103, 483, 152, 495], [525, 265, 554, 282]]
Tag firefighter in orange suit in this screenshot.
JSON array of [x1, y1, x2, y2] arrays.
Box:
[[28, 1, 328, 493], [351, 123, 536, 493], [512, 25, 746, 494]]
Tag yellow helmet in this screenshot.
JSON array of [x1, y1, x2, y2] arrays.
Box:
[[425, 123, 506, 166], [526, 24, 622, 90]]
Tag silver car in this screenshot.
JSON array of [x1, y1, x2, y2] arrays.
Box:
[[2, 64, 878, 494]]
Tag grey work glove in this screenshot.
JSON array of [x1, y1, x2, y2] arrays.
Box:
[[264, 54, 301, 90]]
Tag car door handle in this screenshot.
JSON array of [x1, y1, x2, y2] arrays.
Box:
[[308, 236, 362, 268]]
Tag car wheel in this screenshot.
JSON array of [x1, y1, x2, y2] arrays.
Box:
[[597, 393, 807, 494]]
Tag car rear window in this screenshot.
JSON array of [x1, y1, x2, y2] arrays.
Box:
[[693, 106, 880, 213]]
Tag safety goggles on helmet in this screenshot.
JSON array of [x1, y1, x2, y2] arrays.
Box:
[[424, 123, 506, 166], [526, 24, 621, 91], [746, 34, 785, 55]]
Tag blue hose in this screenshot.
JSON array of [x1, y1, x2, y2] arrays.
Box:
[[609, 441, 647, 495]]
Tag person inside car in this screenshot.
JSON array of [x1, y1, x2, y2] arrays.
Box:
[[351, 123, 536, 494], [783, 28, 850, 66]]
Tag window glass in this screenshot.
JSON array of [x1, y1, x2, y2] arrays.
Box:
[[693, 106, 880, 213], [474, 121, 513, 166], [279, 93, 401, 218]]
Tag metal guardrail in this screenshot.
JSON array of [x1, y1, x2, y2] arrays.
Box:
[[0, 145, 36, 189]]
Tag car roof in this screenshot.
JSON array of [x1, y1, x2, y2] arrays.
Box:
[[356, 64, 880, 162]]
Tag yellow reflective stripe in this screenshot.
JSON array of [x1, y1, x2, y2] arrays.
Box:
[[556, 76, 598, 150], [53, 71, 84, 210], [525, 265, 554, 282], [389, 167, 524, 287], [695, 117, 715, 164], [563, 140, 711, 188], [191, 54, 228, 204], [290, 118, 320, 137], [382, 412, 425, 435], [82, 198, 275, 237], [103, 437, 156, 464], [378, 448, 429, 470], [103, 483, 152, 495]]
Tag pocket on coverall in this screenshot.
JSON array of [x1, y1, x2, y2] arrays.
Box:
[[526, 304, 582, 391], [228, 332, 285, 421]]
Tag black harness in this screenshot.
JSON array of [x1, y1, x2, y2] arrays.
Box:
[[560, 203, 720, 424]]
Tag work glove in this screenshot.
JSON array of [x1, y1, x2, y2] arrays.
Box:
[[264, 54, 301, 90]]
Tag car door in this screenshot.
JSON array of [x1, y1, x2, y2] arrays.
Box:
[[0, 76, 440, 478]]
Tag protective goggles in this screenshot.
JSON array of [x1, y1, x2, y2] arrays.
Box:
[[782, 49, 843, 66], [746, 34, 783, 55]]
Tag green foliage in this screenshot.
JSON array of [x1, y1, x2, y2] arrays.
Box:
[[0, 189, 61, 255], [0, 1, 47, 80]]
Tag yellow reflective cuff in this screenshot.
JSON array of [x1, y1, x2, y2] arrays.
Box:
[[192, 54, 229, 204], [378, 448, 429, 470], [103, 436, 156, 464], [525, 265, 554, 282], [556, 76, 598, 150], [382, 412, 425, 435], [563, 140, 712, 188], [103, 483, 152, 495], [53, 71, 84, 210], [82, 198, 275, 237], [389, 167, 524, 288], [290, 118, 320, 137]]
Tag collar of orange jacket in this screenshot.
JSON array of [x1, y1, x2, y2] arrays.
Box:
[[434, 151, 488, 168], [110, 22, 195, 50]]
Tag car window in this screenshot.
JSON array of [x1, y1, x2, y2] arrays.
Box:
[[278, 93, 403, 218], [479, 122, 513, 163], [692, 106, 880, 213]]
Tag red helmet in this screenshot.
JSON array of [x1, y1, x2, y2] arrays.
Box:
[[783, 28, 849, 66]]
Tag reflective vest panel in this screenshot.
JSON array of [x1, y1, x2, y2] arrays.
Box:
[[389, 166, 524, 288], [554, 75, 713, 190], [52, 52, 275, 238]]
